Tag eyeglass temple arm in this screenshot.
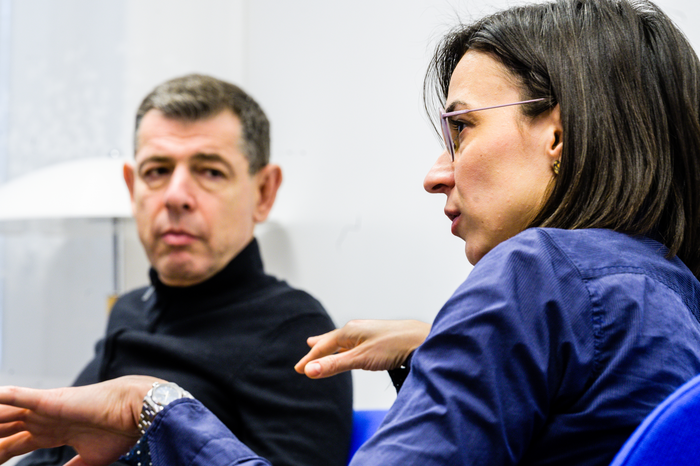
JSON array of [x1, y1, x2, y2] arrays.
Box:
[[441, 98, 546, 118]]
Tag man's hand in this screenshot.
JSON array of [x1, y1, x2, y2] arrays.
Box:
[[295, 319, 430, 379], [0, 376, 161, 466]]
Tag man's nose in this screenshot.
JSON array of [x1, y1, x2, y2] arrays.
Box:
[[164, 165, 196, 211], [423, 150, 455, 194]]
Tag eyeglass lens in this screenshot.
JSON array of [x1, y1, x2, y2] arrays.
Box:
[[439, 98, 546, 162]]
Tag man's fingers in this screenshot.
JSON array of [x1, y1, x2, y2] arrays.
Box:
[[65, 455, 94, 466], [0, 431, 41, 464], [0, 387, 42, 411], [0, 405, 26, 424], [0, 420, 26, 439]]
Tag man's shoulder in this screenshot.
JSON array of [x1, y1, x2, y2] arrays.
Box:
[[210, 279, 338, 349], [247, 277, 331, 321], [112, 285, 154, 308], [107, 285, 154, 323]]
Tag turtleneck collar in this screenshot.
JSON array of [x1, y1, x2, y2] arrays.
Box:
[[146, 238, 267, 308]]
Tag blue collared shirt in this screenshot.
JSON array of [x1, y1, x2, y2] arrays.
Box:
[[354, 228, 700, 465], [126, 228, 700, 466]]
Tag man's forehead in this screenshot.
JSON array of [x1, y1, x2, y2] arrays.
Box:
[[135, 109, 245, 162]]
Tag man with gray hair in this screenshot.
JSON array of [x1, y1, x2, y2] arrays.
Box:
[[17, 74, 353, 466]]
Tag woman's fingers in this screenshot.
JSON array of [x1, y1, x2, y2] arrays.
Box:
[[295, 329, 344, 374], [296, 320, 431, 378]]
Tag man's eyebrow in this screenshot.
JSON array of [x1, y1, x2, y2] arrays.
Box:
[[136, 153, 235, 174], [137, 155, 172, 172], [191, 153, 234, 171]]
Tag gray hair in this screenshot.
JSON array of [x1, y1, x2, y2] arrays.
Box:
[[135, 74, 270, 173]]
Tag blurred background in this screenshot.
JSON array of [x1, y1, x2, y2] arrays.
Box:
[[0, 0, 697, 412]]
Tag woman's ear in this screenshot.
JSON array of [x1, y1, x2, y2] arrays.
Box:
[[547, 104, 563, 161]]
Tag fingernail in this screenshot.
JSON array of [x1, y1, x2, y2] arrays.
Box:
[[306, 362, 321, 377]]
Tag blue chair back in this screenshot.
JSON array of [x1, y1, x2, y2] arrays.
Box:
[[348, 409, 388, 462], [610, 373, 700, 465]]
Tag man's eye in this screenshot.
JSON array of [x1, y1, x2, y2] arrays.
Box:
[[201, 168, 226, 179], [142, 166, 170, 179]]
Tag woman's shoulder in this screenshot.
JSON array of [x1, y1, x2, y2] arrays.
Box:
[[466, 227, 697, 311], [486, 228, 677, 276], [446, 229, 596, 327], [478, 228, 700, 318]]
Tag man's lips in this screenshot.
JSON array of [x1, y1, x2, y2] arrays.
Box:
[[160, 230, 198, 246]]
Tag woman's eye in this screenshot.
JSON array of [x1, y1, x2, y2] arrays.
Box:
[[450, 119, 472, 142], [451, 120, 470, 135]]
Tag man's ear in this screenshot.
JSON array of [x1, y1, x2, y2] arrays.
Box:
[[123, 162, 137, 215], [253, 164, 283, 223]]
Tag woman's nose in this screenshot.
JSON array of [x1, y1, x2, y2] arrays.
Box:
[[423, 150, 455, 194]]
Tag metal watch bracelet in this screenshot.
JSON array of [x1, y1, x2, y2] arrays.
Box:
[[138, 381, 194, 436]]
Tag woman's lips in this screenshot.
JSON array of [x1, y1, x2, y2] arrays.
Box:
[[445, 210, 461, 236]]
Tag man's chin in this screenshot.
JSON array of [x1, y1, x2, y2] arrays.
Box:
[[154, 260, 213, 287]]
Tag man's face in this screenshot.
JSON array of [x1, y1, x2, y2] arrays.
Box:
[[125, 109, 279, 286]]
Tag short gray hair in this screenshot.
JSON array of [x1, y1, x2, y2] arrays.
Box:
[[135, 74, 270, 173]]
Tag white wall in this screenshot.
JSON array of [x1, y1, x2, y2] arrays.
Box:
[[0, 0, 128, 389], [0, 0, 698, 411]]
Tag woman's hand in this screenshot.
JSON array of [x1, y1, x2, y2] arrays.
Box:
[[0, 375, 161, 466], [295, 320, 430, 379]]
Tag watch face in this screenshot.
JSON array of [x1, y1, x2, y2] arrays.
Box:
[[152, 383, 182, 405]]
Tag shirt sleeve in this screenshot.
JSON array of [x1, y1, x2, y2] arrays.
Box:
[[351, 230, 595, 466], [130, 399, 273, 466]]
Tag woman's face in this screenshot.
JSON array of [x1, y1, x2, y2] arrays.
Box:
[[424, 51, 562, 265]]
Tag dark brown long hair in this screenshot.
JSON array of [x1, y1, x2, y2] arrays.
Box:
[[425, 0, 700, 278]]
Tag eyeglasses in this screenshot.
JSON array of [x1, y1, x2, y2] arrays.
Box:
[[440, 98, 546, 161]]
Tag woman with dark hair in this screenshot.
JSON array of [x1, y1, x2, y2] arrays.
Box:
[[1, 1, 700, 465]]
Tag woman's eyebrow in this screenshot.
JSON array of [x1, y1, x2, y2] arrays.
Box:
[[445, 100, 470, 114]]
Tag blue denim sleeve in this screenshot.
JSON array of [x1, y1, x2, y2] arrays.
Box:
[[125, 399, 272, 466], [350, 229, 595, 466]]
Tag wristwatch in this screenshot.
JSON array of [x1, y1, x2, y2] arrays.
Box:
[[138, 381, 194, 435]]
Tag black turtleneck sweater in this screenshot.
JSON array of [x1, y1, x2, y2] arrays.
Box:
[[18, 239, 353, 466]]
